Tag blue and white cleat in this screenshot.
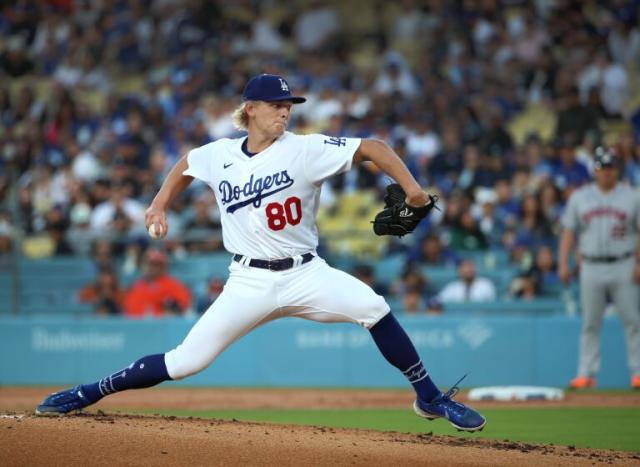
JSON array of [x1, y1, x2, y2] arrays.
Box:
[[413, 374, 486, 432], [35, 385, 92, 416]]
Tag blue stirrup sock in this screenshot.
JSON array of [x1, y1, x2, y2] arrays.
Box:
[[369, 312, 440, 403], [81, 353, 171, 404]]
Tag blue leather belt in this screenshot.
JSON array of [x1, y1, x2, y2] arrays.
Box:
[[233, 253, 315, 271]]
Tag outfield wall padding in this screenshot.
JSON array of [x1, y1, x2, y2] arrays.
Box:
[[0, 315, 631, 388]]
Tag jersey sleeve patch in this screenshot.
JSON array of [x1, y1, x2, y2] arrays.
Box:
[[303, 134, 361, 185]]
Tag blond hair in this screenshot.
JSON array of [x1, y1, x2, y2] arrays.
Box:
[[232, 102, 250, 131]]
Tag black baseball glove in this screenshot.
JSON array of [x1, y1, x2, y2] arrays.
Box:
[[372, 183, 438, 237]]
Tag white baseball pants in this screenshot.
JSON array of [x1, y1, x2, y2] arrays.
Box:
[[164, 257, 390, 379]]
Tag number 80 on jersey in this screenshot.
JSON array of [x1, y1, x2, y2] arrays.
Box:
[[265, 197, 303, 231]]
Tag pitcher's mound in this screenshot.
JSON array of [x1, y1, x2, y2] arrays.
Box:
[[1, 412, 637, 467]]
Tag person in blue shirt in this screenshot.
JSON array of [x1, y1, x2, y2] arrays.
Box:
[[551, 139, 590, 191], [408, 232, 459, 266]]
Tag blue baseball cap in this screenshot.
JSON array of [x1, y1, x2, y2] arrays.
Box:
[[242, 74, 306, 104]]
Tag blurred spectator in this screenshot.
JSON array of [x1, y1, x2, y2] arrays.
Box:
[[555, 87, 600, 145], [405, 116, 440, 166], [352, 263, 387, 296], [551, 139, 590, 193], [183, 191, 222, 252], [196, 277, 224, 314], [0, 212, 14, 255], [522, 245, 561, 296], [474, 187, 501, 246], [516, 191, 554, 247], [509, 272, 539, 300], [449, 210, 489, 251], [457, 145, 497, 192], [77, 268, 125, 316], [409, 232, 458, 266], [294, 2, 339, 51], [504, 230, 534, 271], [90, 239, 116, 273], [513, 16, 549, 65], [44, 205, 72, 255], [0, 0, 638, 307], [429, 122, 464, 185], [202, 95, 236, 140], [607, 19, 640, 67], [395, 263, 442, 315], [0, 36, 33, 77], [122, 239, 147, 277], [393, 138, 423, 187], [402, 289, 426, 314], [524, 46, 557, 103], [374, 52, 420, 99], [90, 182, 145, 235], [71, 141, 102, 183], [616, 130, 640, 185], [438, 259, 497, 303], [425, 297, 444, 316], [538, 182, 563, 230], [479, 107, 514, 163], [493, 179, 520, 230], [66, 202, 94, 255], [392, 263, 432, 303], [522, 136, 553, 184], [577, 50, 629, 119], [123, 249, 192, 318]]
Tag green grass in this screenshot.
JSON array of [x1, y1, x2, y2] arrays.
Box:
[[128, 407, 640, 453]]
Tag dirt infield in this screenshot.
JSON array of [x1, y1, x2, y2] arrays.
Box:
[[1, 387, 639, 466]]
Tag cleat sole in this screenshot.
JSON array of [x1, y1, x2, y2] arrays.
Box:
[[35, 407, 82, 417], [412, 400, 441, 421], [414, 400, 486, 432], [35, 408, 65, 417], [450, 419, 487, 432]]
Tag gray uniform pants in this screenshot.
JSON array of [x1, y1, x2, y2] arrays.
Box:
[[578, 257, 640, 377]]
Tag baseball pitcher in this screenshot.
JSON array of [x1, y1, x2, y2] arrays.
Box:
[[36, 74, 485, 431]]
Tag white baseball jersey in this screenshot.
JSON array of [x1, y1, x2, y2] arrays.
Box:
[[561, 182, 640, 257], [183, 132, 361, 259], [165, 131, 389, 379]]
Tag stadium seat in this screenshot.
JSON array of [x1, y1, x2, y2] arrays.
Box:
[[374, 254, 405, 284]]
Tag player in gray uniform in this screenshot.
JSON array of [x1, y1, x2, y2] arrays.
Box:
[[559, 147, 640, 389]]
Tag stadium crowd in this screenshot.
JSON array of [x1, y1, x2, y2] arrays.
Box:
[[1, 0, 640, 316]]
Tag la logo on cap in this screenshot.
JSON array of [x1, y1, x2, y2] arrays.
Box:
[[242, 74, 306, 103]]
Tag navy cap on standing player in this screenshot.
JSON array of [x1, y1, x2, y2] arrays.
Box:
[[242, 74, 307, 103], [594, 146, 618, 170]]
